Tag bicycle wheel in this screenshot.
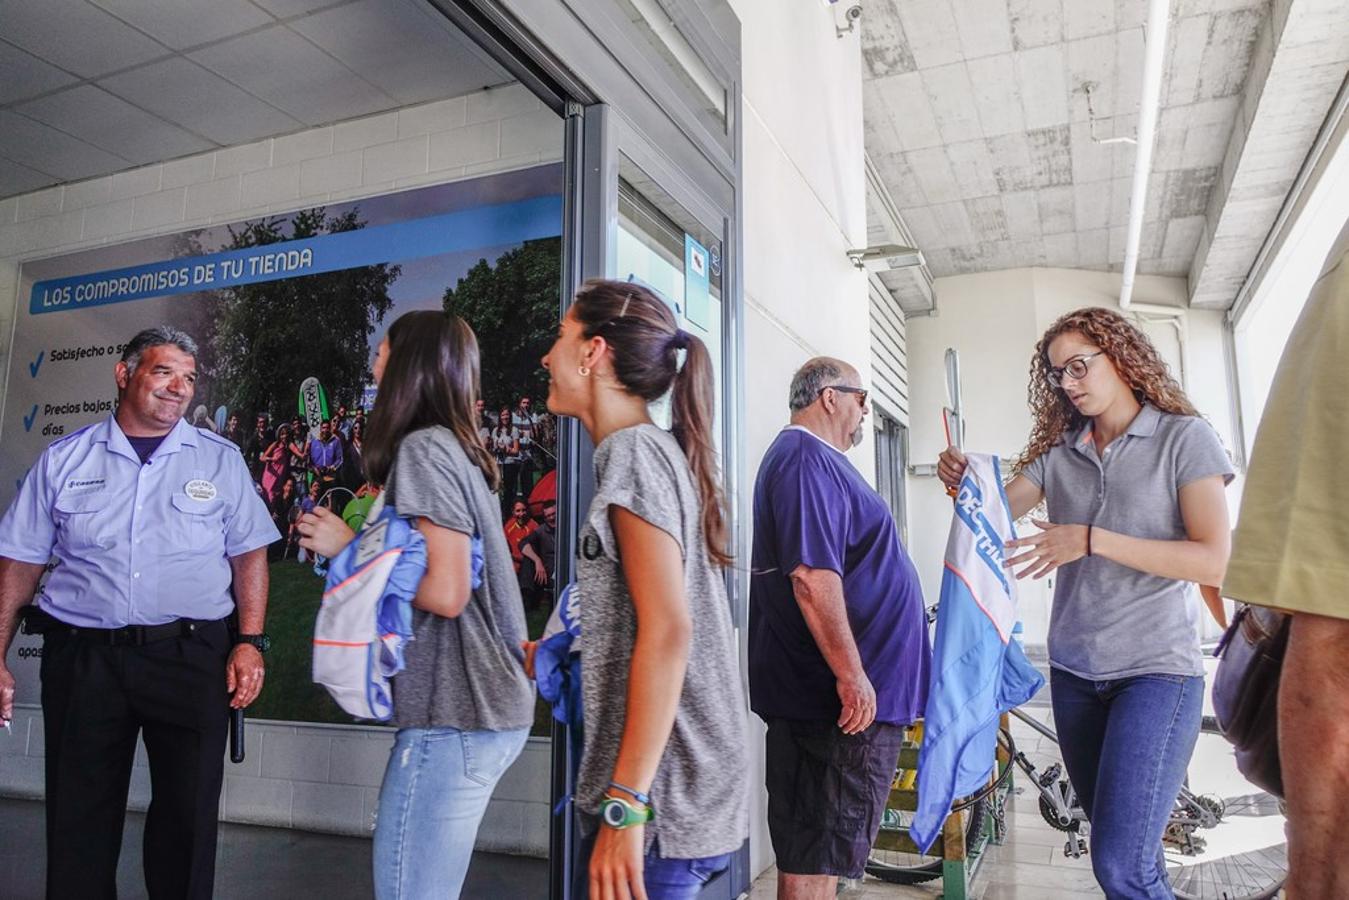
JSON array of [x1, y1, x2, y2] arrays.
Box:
[[1168, 841, 1285, 900], [864, 795, 988, 885], [1167, 790, 1286, 900]]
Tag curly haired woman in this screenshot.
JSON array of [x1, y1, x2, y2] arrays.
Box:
[[939, 308, 1233, 900]]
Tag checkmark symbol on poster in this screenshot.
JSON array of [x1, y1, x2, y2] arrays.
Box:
[[23, 405, 38, 432], [29, 351, 44, 378]]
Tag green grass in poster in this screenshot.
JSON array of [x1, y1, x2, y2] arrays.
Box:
[[249, 559, 557, 736], [247, 559, 349, 725]]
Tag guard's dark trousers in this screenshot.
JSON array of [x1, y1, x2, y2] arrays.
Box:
[[40, 619, 231, 899]]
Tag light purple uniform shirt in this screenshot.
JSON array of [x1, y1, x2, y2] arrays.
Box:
[[0, 415, 279, 627]]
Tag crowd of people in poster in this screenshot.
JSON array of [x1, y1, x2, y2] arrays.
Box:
[[196, 391, 557, 611]]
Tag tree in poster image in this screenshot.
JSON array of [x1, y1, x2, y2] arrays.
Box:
[[441, 236, 561, 409], [205, 208, 400, 424]]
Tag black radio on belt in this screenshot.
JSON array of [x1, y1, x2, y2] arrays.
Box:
[[17, 605, 54, 635]]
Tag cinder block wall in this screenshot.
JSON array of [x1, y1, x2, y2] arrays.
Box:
[[2, 706, 551, 854]]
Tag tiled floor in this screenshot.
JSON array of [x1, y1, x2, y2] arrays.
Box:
[[750, 686, 1287, 900], [1, 665, 1285, 899], [0, 796, 548, 899]]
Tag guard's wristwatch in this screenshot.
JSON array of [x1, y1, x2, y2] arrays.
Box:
[[600, 796, 653, 830], [235, 633, 271, 654]]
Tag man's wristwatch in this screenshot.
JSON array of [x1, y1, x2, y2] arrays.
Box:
[[600, 795, 653, 830], [235, 633, 271, 654]]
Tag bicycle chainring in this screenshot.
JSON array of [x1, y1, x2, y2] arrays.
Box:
[[1195, 794, 1225, 826], [1039, 787, 1078, 832]]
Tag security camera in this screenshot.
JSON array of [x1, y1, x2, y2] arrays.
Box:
[[835, 4, 862, 37], [846, 243, 924, 272]]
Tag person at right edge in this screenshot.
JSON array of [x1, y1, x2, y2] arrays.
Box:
[[749, 356, 931, 900], [540, 279, 749, 900], [940, 308, 1233, 899], [1223, 219, 1349, 900]]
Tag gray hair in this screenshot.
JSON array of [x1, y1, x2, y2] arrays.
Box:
[[121, 326, 198, 376], [788, 357, 850, 412]]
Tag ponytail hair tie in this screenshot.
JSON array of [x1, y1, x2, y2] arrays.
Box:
[[670, 329, 691, 351]]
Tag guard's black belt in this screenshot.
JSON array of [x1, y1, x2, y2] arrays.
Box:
[[22, 606, 221, 646], [66, 619, 217, 646]]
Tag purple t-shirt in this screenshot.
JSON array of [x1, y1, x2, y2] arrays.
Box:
[[749, 427, 931, 726]]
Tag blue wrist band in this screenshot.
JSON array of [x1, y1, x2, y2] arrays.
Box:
[[606, 781, 651, 806]]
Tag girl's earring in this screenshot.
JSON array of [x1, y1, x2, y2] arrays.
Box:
[[578, 365, 591, 377]]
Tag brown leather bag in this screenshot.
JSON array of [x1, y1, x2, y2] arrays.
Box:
[[1211, 603, 1291, 798]]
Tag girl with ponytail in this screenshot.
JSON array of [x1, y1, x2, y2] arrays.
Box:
[[541, 279, 748, 898]]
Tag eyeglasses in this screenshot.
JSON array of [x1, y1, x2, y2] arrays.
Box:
[[820, 385, 868, 407], [1047, 351, 1105, 387]]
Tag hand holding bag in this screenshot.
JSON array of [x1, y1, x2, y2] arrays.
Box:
[[1211, 603, 1291, 798]]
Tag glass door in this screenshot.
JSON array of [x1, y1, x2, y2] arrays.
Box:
[[616, 173, 725, 439]]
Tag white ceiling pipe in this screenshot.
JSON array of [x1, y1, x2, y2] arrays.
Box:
[[1119, 0, 1172, 309]]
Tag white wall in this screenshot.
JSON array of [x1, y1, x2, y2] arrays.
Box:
[[1234, 130, 1349, 460], [0, 84, 563, 856], [907, 268, 1239, 648], [729, 0, 873, 878]]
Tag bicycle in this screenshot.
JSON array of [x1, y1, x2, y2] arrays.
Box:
[[866, 707, 1287, 900]]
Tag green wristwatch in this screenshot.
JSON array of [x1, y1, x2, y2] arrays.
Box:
[[600, 795, 654, 830]]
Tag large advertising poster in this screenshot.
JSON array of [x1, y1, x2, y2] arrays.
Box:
[[3, 166, 564, 723]]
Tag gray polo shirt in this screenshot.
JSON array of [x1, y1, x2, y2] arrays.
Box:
[[1022, 405, 1234, 680]]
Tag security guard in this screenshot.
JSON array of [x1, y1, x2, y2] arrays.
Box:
[[0, 326, 279, 899]]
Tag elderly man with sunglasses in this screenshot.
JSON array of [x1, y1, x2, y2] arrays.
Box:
[[748, 357, 931, 900]]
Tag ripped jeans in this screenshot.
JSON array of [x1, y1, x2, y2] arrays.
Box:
[[372, 726, 530, 899]]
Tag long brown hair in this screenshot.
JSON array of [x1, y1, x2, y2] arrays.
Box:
[[572, 279, 731, 567], [363, 310, 499, 490], [1015, 307, 1197, 474]]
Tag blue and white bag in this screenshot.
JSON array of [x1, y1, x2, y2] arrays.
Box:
[[312, 494, 427, 720]]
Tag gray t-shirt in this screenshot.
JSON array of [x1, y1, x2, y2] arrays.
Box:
[[1022, 406, 1235, 680], [386, 426, 535, 731], [576, 424, 749, 859]]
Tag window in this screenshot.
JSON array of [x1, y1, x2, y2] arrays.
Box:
[[874, 410, 908, 545]]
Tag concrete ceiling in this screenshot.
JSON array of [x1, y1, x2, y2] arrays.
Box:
[[0, 0, 513, 200], [861, 0, 1349, 313]]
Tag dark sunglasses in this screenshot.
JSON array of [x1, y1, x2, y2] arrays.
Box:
[[820, 384, 868, 406]]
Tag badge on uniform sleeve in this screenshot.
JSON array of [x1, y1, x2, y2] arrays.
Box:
[[184, 479, 217, 502]]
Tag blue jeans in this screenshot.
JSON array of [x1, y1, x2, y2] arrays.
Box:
[[1050, 668, 1204, 900], [372, 726, 529, 899], [575, 830, 733, 900]]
